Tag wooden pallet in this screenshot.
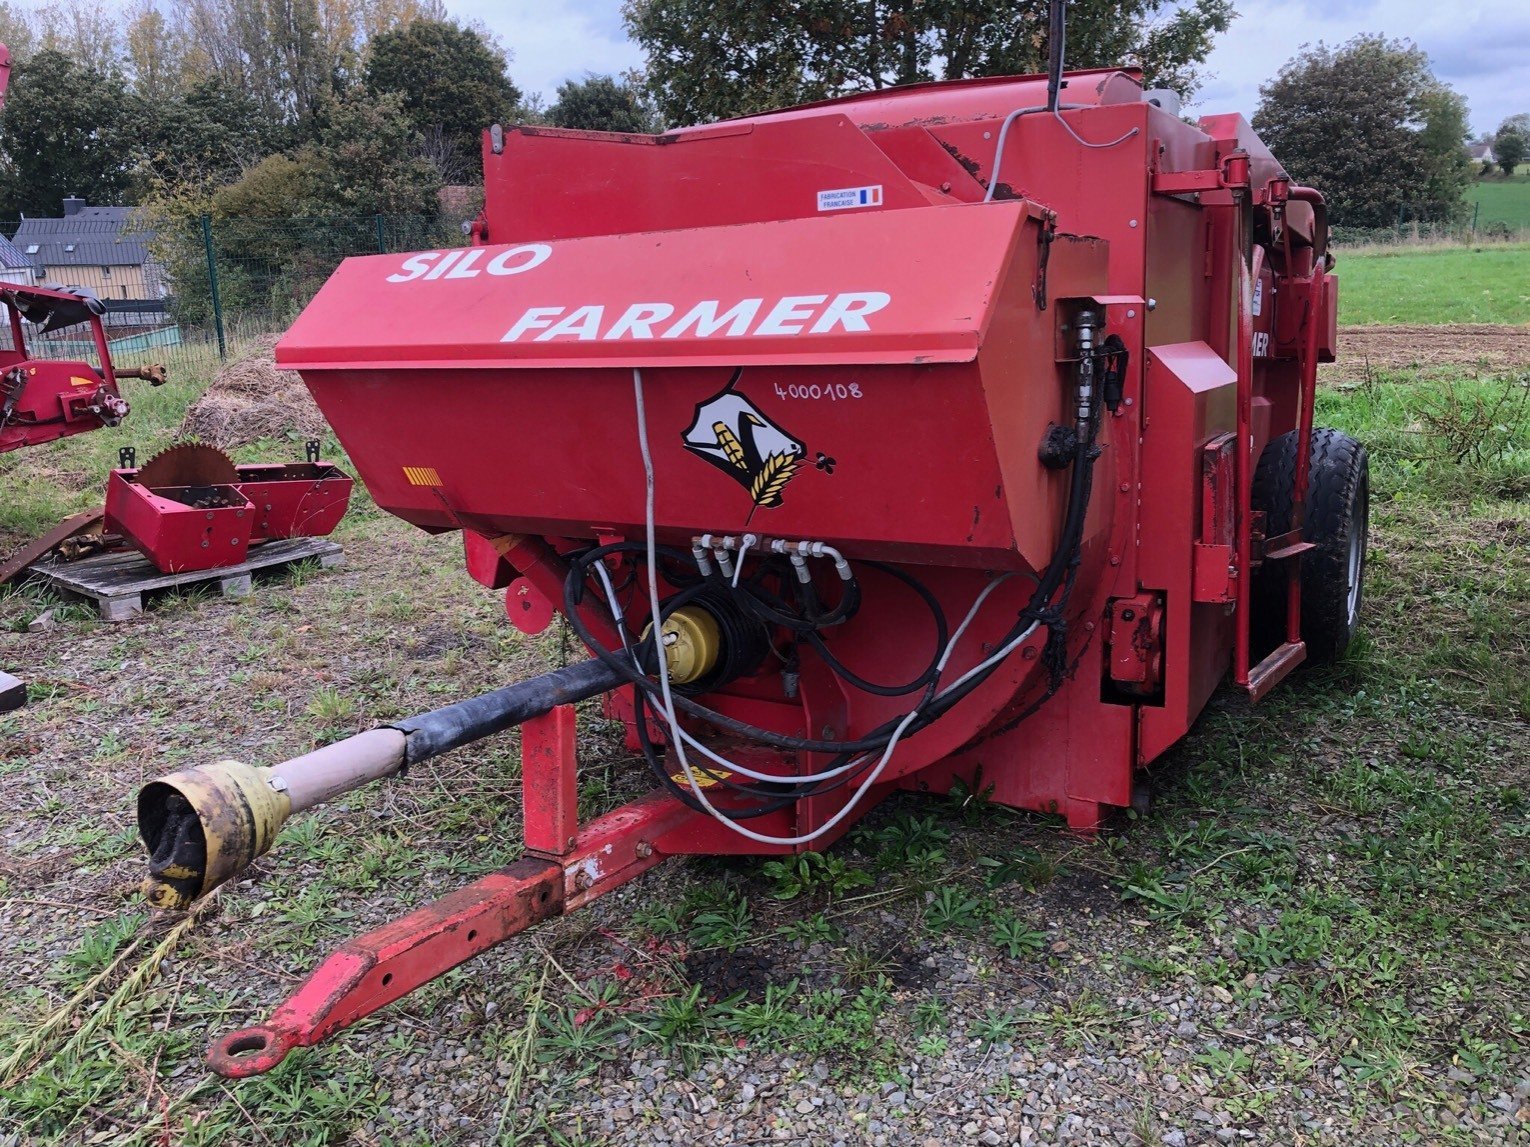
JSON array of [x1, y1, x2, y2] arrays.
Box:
[[26, 537, 344, 621]]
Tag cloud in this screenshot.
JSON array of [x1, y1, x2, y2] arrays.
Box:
[[450, 0, 643, 102], [1188, 0, 1530, 135]]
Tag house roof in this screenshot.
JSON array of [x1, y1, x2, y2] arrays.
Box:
[[12, 206, 156, 267], [0, 233, 31, 272], [1467, 142, 1496, 161]]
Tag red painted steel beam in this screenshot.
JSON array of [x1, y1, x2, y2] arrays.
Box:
[[522, 704, 580, 856], [206, 789, 699, 1078]]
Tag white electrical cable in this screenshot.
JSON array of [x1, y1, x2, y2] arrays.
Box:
[[599, 549, 1021, 786], [731, 533, 756, 588], [983, 103, 1139, 204], [632, 368, 1042, 845]]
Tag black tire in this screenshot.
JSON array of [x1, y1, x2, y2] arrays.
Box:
[[1250, 428, 1369, 663]]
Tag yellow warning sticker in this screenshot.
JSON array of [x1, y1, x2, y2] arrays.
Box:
[[670, 769, 731, 789], [70, 376, 96, 388], [403, 466, 443, 487]]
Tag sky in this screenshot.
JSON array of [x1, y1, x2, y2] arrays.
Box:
[[454, 0, 1528, 137]]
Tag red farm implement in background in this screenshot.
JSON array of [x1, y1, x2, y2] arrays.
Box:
[[136, 27, 1368, 1078], [0, 284, 165, 456]]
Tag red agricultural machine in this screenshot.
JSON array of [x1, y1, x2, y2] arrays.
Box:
[[0, 285, 164, 456], [137, 30, 1368, 1077]]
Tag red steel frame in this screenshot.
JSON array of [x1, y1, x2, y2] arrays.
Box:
[[0, 284, 129, 455], [213, 67, 1337, 1075]]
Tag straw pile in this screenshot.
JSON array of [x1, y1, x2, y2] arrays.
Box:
[[177, 335, 330, 447]]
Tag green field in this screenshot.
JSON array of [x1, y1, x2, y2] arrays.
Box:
[[1336, 243, 1530, 325], [1466, 175, 1530, 228]]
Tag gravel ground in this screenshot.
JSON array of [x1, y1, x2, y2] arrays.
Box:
[[1, 355, 1527, 1144]]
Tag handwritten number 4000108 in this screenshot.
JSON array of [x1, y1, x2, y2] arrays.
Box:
[[774, 382, 864, 402]]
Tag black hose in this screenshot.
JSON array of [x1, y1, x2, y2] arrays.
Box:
[[1046, 0, 1068, 114], [390, 657, 626, 765], [558, 344, 1109, 765]]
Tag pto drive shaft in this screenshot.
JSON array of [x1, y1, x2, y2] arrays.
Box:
[[137, 658, 624, 909]]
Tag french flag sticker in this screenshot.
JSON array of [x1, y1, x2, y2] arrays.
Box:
[[817, 184, 885, 212]]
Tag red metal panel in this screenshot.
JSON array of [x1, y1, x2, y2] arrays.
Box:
[[1135, 343, 1237, 766], [521, 705, 579, 856], [720, 69, 1141, 131], [279, 204, 1034, 372], [104, 472, 256, 573], [232, 463, 352, 541], [863, 125, 989, 202], [1192, 433, 1237, 603], [483, 116, 931, 244]]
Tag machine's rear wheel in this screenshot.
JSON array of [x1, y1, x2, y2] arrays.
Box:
[[1251, 428, 1369, 663]]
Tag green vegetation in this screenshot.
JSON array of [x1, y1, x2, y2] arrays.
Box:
[[1466, 174, 1530, 228], [1336, 243, 1530, 325], [1254, 36, 1473, 229]]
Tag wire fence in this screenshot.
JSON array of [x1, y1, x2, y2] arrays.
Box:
[[2, 213, 468, 362], [1330, 220, 1528, 248], [2, 195, 1522, 366]]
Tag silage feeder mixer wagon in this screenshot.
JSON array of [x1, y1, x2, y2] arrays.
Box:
[[135, 45, 1367, 1077]]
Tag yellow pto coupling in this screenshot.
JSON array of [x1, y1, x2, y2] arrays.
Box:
[[644, 605, 722, 685], [138, 759, 292, 910]]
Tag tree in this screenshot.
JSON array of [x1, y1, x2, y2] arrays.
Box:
[[303, 88, 443, 216], [142, 77, 284, 194], [1495, 114, 1529, 175], [0, 49, 143, 217], [365, 19, 519, 174], [623, 0, 1233, 126], [0, 1, 37, 62], [123, 0, 186, 103], [548, 74, 659, 133], [34, 0, 121, 75], [1253, 36, 1473, 229], [172, 0, 433, 133]]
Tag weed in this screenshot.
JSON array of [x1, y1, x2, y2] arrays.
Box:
[[924, 886, 982, 934], [946, 768, 996, 822], [535, 1007, 621, 1064], [987, 912, 1047, 958], [630, 903, 685, 938], [968, 1008, 1020, 1049], [776, 913, 839, 944], [689, 895, 752, 952], [305, 685, 357, 732], [839, 942, 896, 987], [760, 850, 872, 902], [913, 996, 946, 1037], [56, 913, 146, 990], [634, 984, 714, 1055], [873, 812, 951, 860]]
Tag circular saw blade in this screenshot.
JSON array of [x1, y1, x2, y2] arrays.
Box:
[[136, 443, 238, 490]]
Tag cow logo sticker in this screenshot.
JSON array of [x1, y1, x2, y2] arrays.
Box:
[[683, 369, 807, 517]]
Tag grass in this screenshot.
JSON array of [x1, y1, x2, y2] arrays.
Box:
[[1466, 172, 1530, 228], [1336, 243, 1530, 325], [0, 312, 1526, 1140]]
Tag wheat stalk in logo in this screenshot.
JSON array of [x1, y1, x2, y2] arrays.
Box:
[[749, 451, 799, 509]]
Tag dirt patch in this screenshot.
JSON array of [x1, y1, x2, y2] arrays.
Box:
[[684, 945, 778, 1001], [177, 336, 330, 447], [1325, 323, 1529, 383]]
